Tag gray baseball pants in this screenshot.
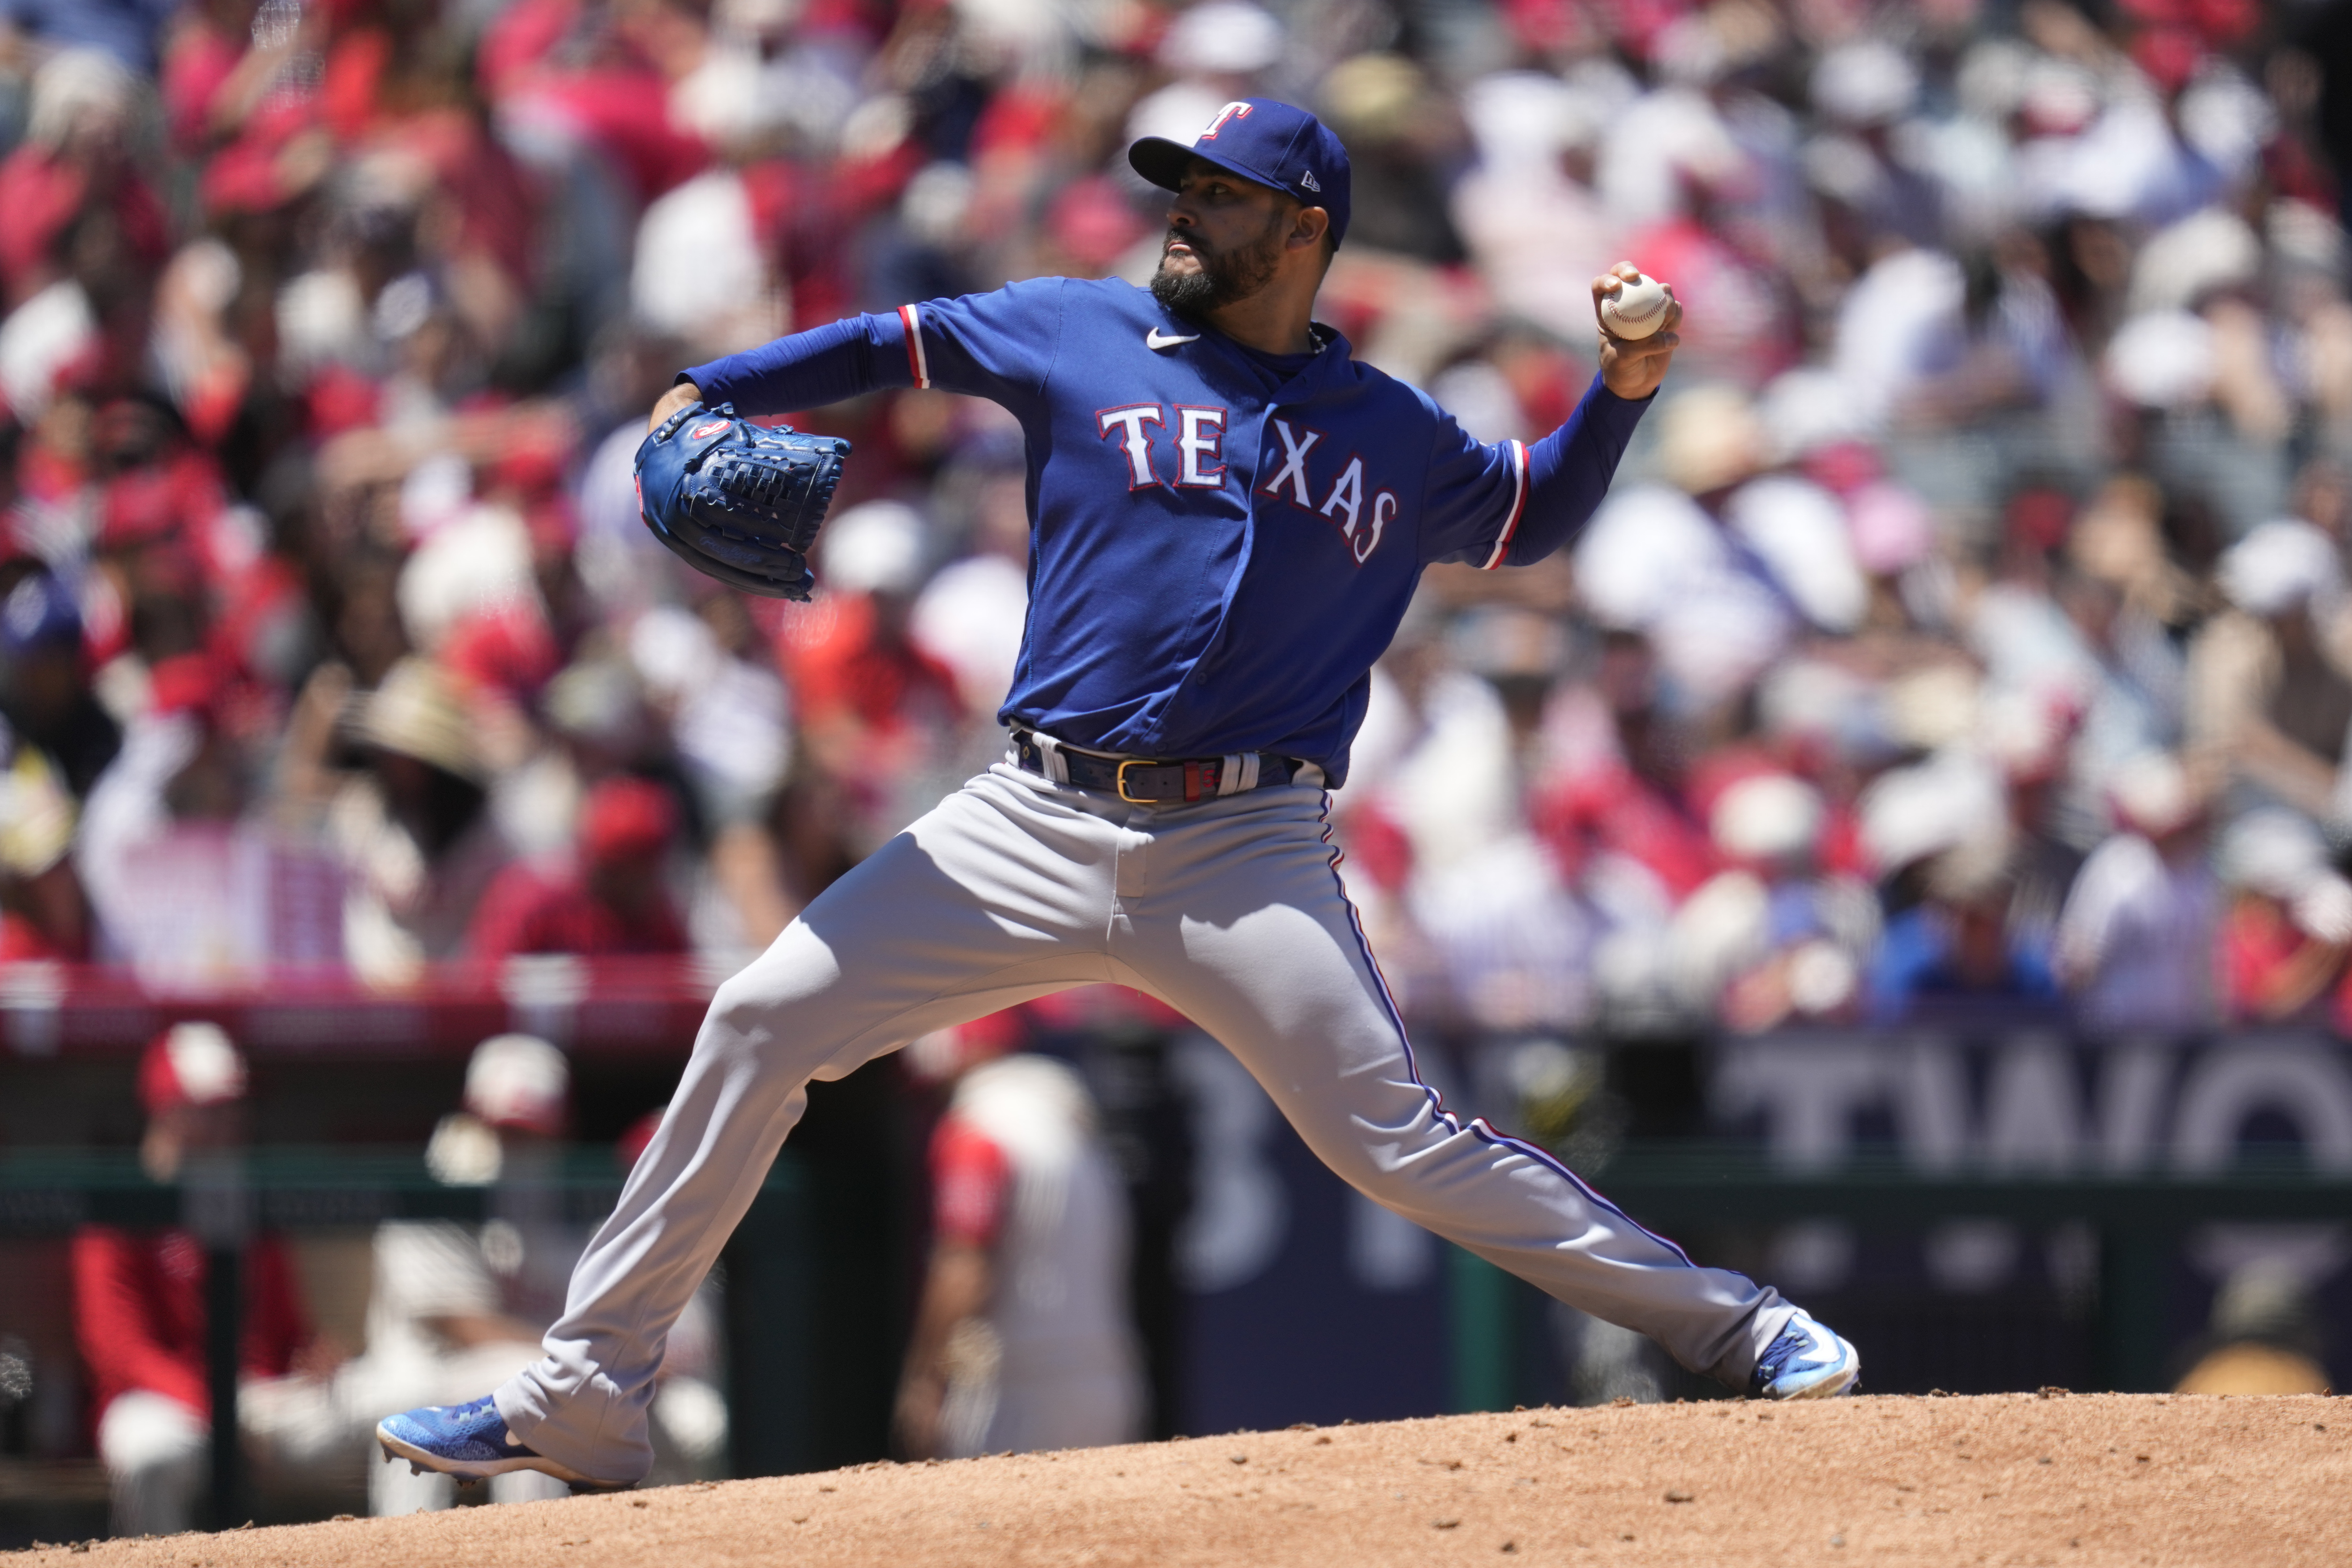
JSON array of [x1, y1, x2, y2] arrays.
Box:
[[495, 761, 1792, 1481]]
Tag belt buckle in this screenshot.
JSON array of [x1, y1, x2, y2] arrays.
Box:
[[1115, 759, 1156, 804]]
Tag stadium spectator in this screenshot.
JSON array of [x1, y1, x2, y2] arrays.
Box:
[[71, 1023, 347, 1537], [332, 657, 513, 983], [1870, 842, 2063, 1023], [2211, 806, 2352, 1026], [2189, 520, 2352, 827], [1680, 770, 1879, 1033], [2054, 752, 2221, 1032], [895, 1010, 1144, 1460], [467, 774, 688, 961], [0, 569, 95, 957], [0, 566, 119, 797]]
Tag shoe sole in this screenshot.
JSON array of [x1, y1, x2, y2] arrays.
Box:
[[375, 1428, 629, 1492]]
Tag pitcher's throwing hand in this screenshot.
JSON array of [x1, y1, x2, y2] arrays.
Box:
[[1595, 262, 1683, 401]]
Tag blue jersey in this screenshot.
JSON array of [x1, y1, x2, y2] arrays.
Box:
[[686, 276, 1648, 785]]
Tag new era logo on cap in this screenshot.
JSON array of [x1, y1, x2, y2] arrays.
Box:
[[1128, 97, 1353, 248]]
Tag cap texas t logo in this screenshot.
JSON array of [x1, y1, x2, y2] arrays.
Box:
[[1199, 102, 1253, 140]]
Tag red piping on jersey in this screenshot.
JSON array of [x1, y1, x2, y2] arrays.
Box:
[[1481, 440, 1528, 570], [898, 304, 931, 390]]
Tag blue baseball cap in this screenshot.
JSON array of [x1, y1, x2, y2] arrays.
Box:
[[0, 572, 81, 657], [1129, 98, 1352, 248]]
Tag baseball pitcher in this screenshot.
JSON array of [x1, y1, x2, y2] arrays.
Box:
[[379, 97, 1858, 1492]]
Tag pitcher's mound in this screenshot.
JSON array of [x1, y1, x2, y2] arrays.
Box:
[[18, 1394, 2350, 1566]]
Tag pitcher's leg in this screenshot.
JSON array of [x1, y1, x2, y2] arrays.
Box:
[[1121, 791, 1791, 1388], [496, 776, 1118, 1481]]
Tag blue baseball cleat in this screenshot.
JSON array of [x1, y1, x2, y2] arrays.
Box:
[[376, 1394, 627, 1492], [1750, 1310, 1861, 1400]]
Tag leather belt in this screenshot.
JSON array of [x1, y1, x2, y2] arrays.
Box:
[[1012, 730, 1299, 804]]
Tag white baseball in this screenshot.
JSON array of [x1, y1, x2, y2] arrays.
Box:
[[1600, 272, 1673, 340]]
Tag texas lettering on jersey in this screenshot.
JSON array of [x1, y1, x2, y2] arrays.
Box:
[[1095, 403, 1231, 491], [1095, 403, 1390, 565], [684, 274, 1649, 781], [1258, 417, 1397, 566]]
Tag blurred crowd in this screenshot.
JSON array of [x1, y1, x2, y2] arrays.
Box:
[[0, 0, 2348, 1033], [73, 1020, 726, 1531]]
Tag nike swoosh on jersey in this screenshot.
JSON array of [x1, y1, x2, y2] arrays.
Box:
[[1145, 328, 1200, 350]]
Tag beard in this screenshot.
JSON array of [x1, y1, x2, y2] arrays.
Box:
[[1149, 212, 1286, 316]]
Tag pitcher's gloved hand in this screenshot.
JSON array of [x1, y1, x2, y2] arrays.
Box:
[[634, 402, 852, 600]]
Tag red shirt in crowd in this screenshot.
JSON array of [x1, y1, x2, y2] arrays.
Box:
[[779, 593, 962, 737], [930, 1116, 1013, 1250], [70, 1226, 309, 1418], [0, 146, 169, 308], [466, 861, 689, 961]]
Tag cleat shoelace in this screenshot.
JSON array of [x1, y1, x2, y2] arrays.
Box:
[[1754, 1322, 1826, 1387]]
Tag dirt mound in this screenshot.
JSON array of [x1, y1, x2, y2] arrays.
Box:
[[14, 1394, 2349, 1567]]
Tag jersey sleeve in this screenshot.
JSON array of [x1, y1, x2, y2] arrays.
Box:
[[685, 277, 1067, 417], [891, 276, 1067, 408], [929, 1116, 1013, 1250], [1420, 373, 1651, 568]]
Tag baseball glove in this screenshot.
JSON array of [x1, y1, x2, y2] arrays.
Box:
[[633, 402, 853, 600]]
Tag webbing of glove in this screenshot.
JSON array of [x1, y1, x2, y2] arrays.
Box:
[[635, 404, 853, 601]]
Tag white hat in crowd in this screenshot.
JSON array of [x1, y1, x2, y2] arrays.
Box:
[[1657, 386, 1765, 496], [2127, 208, 2262, 316], [27, 48, 133, 149], [1810, 40, 1919, 128], [821, 501, 930, 597], [1711, 773, 1826, 865], [2108, 751, 2201, 838], [139, 1022, 249, 1115], [2220, 808, 2325, 894], [2218, 519, 2341, 619], [1158, 0, 1283, 75], [2104, 310, 2215, 410], [1858, 751, 2006, 877], [464, 1033, 571, 1136], [2220, 808, 2352, 944]]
